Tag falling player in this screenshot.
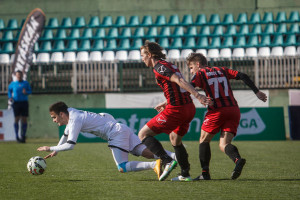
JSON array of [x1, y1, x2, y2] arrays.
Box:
[[37, 101, 176, 179]]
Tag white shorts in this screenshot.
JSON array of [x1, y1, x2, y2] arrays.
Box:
[[108, 123, 142, 152], [108, 123, 147, 165]]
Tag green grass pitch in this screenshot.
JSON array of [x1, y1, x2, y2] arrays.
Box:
[[0, 140, 299, 199]]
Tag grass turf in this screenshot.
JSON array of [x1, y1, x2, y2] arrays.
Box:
[[0, 140, 299, 200]]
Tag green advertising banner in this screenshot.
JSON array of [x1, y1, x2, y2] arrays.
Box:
[[59, 107, 286, 142]]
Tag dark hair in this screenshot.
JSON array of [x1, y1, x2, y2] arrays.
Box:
[[186, 53, 208, 66], [15, 70, 23, 76], [49, 101, 69, 115], [140, 40, 166, 59]]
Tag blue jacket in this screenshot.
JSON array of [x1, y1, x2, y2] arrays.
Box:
[[8, 80, 32, 102]]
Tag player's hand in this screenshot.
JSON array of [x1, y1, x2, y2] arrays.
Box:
[[22, 88, 27, 94], [37, 146, 51, 152], [197, 94, 213, 106], [256, 91, 267, 102], [44, 151, 57, 159], [154, 101, 167, 112]]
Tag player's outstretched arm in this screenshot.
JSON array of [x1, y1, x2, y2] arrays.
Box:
[[236, 72, 267, 102], [37, 146, 58, 159]]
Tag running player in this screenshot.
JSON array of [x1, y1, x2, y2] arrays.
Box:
[[139, 41, 212, 181], [186, 53, 267, 180], [37, 101, 176, 179]]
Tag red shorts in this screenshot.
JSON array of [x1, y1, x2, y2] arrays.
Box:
[[202, 106, 240, 135], [147, 103, 196, 136]]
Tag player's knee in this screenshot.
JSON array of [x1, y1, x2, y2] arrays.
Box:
[[138, 132, 146, 141], [117, 162, 127, 173], [219, 143, 227, 152]]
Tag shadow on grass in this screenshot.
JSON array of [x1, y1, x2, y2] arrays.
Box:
[[48, 179, 89, 182], [138, 178, 300, 182], [192, 178, 300, 182], [236, 178, 300, 182]]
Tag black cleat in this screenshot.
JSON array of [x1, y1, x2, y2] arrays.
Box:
[[231, 158, 246, 180], [20, 136, 26, 143], [194, 171, 211, 181]]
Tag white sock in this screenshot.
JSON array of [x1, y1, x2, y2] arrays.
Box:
[[125, 161, 156, 172], [153, 150, 176, 161]]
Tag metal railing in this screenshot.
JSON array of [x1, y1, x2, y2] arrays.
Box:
[[255, 57, 300, 88], [0, 56, 299, 94], [29, 63, 73, 93], [73, 62, 119, 93], [0, 64, 11, 94]]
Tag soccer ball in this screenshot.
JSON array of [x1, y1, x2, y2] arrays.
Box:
[[27, 156, 47, 175]]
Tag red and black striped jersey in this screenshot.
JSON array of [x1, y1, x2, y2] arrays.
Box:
[[153, 60, 193, 106], [191, 66, 239, 110]]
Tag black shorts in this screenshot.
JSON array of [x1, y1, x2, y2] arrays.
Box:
[[12, 101, 29, 117]]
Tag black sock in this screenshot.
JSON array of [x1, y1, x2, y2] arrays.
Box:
[[142, 136, 172, 164], [199, 142, 211, 172], [224, 144, 241, 163], [173, 143, 190, 177]]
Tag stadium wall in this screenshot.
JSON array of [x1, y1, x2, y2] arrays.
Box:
[[0, 0, 299, 23], [0, 89, 290, 139]]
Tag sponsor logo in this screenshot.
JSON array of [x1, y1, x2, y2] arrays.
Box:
[[156, 115, 167, 125], [237, 108, 266, 136], [203, 118, 209, 125], [158, 66, 167, 74]]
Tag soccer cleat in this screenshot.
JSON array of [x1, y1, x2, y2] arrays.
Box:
[[193, 171, 211, 180], [159, 160, 177, 181], [19, 137, 26, 143], [171, 175, 192, 181], [231, 158, 246, 180], [153, 159, 162, 180]]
